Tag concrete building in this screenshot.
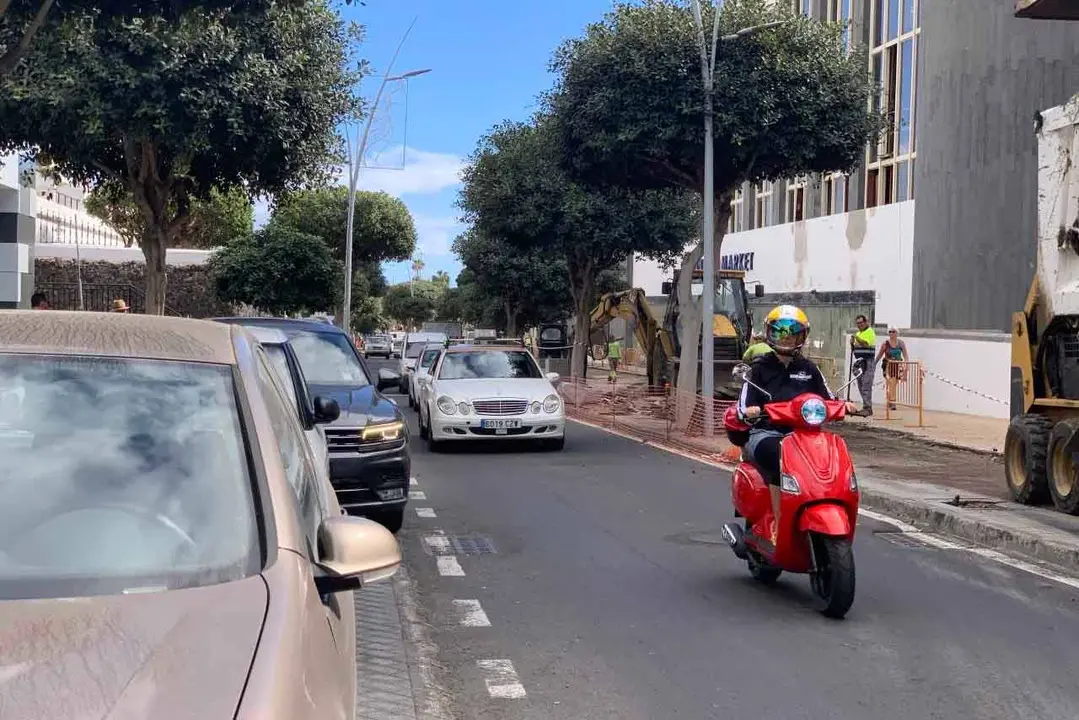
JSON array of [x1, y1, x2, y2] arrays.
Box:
[[0, 153, 36, 309], [632, 0, 1079, 419]]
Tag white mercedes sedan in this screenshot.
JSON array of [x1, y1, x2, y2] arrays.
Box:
[[417, 345, 565, 451]]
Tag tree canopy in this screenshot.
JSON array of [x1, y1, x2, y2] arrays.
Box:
[[459, 117, 697, 375], [382, 282, 437, 330], [209, 224, 341, 316], [85, 182, 253, 249], [270, 185, 416, 268], [0, 0, 358, 313]]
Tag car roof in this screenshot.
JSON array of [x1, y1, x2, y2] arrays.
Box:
[[0, 310, 238, 364], [214, 316, 347, 336], [444, 344, 528, 353]]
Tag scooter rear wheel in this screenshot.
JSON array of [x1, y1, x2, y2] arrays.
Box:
[[810, 536, 855, 619]]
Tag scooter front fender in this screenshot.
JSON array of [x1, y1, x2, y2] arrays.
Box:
[[798, 503, 852, 537]]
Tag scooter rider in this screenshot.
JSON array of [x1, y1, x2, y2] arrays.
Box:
[[737, 305, 858, 544]]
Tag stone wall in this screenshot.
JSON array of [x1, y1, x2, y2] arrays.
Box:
[[33, 257, 231, 317]]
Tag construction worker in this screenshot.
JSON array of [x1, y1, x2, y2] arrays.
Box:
[[742, 332, 772, 363], [850, 314, 877, 416], [607, 335, 622, 383]]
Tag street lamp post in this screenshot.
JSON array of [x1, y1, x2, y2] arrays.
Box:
[[689, 0, 786, 435], [341, 19, 431, 329]]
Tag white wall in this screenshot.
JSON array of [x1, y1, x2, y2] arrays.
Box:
[[843, 329, 1011, 419], [35, 244, 212, 267], [633, 200, 916, 327]]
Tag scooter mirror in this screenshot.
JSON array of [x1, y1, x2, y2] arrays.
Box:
[[732, 363, 750, 381]]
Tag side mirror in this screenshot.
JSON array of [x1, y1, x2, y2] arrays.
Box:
[[545, 371, 561, 382], [376, 368, 400, 391], [312, 396, 340, 424], [732, 363, 750, 381], [661, 281, 673, 295], [314, 515, 402, 595], [754, 283, 765, 298]]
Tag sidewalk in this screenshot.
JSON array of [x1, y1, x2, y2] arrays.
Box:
[[562, 380, 1079, 573]]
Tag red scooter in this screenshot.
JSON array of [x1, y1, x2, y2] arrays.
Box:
[[722, 366, 863, 619]]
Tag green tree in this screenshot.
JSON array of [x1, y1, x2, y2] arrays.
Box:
[[459, 117, 697, 376], [351, 296, 385, 335], [0, 0, 357, 313], [382, 282, 436, 330], [209, 224, 341, 315], [0, 0, 292, 76], [550, 0, 878, 390], [270, 186, 416, 269], [85, 182, 253, 249], [452, 228, 573, 337]]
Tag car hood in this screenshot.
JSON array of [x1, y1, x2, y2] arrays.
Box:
[[434, 378, 556, 401], [0, 575, 267, 719], [309, 383, 400, 427]]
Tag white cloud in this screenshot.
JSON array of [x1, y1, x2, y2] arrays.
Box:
[[412, 215, 465, 257], [347, 146, 464, 196]]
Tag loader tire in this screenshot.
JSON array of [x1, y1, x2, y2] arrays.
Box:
[[1004, 414, 1053, 505], [1047, 420, 1079, 515]]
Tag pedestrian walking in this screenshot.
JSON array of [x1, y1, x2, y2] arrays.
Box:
[[850, 314, 876, 416], [876, 327, 909, 411], [110, 299, 130, 313], [30, 292, 48, 310], [606, 335, 622, 383]]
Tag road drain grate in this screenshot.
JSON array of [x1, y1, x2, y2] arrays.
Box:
[[446, 535, 498, 555]]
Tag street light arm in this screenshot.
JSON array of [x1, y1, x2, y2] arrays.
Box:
[[718, 19, 789, 43]]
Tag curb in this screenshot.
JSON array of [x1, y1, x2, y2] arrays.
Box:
[[857, 483, 1079, 573], [838, 420, 1002, 459], [569, 415, 1079, 574]]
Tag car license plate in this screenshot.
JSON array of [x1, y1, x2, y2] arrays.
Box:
[[481, 419, 522, 430]]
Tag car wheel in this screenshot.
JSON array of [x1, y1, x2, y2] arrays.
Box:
[[426, 426, 443, 452], [419, 409, 430, 440], [544, 436, 566, 451], [371, 507, 405, 534]]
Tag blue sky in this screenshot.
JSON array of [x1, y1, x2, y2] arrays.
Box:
[[305, 0, 619, 286]]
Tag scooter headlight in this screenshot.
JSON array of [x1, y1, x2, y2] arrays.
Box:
[[780, 473, 801, 494], [800, 398, 827, 426]]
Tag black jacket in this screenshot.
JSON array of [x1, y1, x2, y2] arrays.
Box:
[[737, 352, 833, 429]]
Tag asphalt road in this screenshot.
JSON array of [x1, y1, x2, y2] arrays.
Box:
[[368, 357, 1079, 720]]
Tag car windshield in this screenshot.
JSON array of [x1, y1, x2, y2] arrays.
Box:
[[370, 336, 390, 344], [263, 344, 299, 410], [438, 350, 541, 380], [420, 348, 441, 369], [405, 341, 431, 358], [287, 331, 369, 386], [0, 354, 259, 601]]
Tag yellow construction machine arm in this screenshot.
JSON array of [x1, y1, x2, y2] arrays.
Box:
[[588, 289, 673, 362]]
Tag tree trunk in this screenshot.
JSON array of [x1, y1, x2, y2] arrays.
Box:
[[141, 226, 168, 315], [674, 200, 731, 427], [504, 298, 519, 337], [567, 256, 596, 379]]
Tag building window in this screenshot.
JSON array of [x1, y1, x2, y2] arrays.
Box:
[[826, 0, 852, 51], [823, 173, 849, 215], [753, 182, 774, 229], [786, 178, 806, 223], [867, 0, 918, 207], [789, 0, 811, 16], [728, 190, 745, 234]]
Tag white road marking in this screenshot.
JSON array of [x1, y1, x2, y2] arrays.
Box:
[[437, 556, 465, 577], [477, 659, 526, 699], [410, 476, 418, 486], [409, 490, 427, 500], [859, 508, 1079, 590], [424, 534, 452, 554], [452, 599, 491, 627], [416, 507, 437, 518]]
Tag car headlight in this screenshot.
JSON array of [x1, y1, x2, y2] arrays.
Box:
[[542, 394, 561, 413], [531, 401, 542, 414], [437, 396, 457, 415], [800, 398, 827, 427], [362, 421, 404, 442], [458, 401, 471, 415], [780, 473, 801, 494]]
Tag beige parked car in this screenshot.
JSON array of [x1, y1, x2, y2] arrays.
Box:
[[0, 311, 401, 719]]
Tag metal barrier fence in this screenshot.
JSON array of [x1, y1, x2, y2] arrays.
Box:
[[556, 377, 738, 463], [883, 359, 924, 427]]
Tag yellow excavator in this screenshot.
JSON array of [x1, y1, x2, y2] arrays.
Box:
[[1005, 1, 1079, 515], [588, 268, 761, 397]]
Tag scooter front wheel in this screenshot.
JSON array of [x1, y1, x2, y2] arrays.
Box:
[[810, 536, 855, 619], [747, 552, 782, 586]]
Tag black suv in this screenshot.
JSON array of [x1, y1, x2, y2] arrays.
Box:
[[216, 317, 410, 533]]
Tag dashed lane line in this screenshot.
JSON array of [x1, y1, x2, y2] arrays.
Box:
[[436, 556, 465, 577], [410, 476, 418, 486], [409, 490, 427, 501], [416, 507, 437, 518], [476, 659, 526, 699], [452, 599, 491, 627]]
